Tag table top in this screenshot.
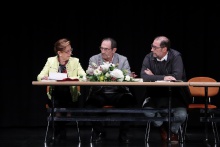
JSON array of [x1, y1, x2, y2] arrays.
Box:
[[32, 80, 220, 87], [189, 82, 220, 87], [32, 81, 189, 86]]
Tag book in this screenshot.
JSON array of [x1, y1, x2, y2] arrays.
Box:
[[57, 78, 79, 82]]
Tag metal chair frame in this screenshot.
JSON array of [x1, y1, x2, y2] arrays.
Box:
[[187, 77, 219, 144]]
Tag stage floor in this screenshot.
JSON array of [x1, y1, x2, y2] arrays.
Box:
[[0, 124, 218, 147]]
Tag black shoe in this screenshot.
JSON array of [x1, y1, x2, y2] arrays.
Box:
[[47, 133, 66, 145], [92, 132, 106, 143], [56, 132, 67, 140], [118, 134, 130, 144], [51, 129, 67, 144]]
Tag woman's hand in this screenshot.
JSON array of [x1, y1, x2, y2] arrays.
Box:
[[41, 76, 49, 80]]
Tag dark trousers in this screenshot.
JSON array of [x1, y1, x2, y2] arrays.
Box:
[[51, 86, 78, 136], [86, 92, 136, 135]]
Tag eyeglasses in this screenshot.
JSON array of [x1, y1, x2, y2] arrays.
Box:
[[62, 48, 73, 54], [151, 44, 162, 50], [99, 47, 112, 51]]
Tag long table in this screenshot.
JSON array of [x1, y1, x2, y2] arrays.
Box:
[[32, 81, 189, 143]]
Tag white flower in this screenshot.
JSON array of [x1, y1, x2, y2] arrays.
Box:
[[91, 62, 98, 68], [100, 62, 111, 72], [125, 75, 131, 81], [105, 72, 111, 78], [86, 62, 134, 82], [111, 63, 116, 68], [110, 69, 124, 82], [93, 68, 102, 76], [86, 66, 94, 75]]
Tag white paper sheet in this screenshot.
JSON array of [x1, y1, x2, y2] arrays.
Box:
[[49, 72, 67, 80]]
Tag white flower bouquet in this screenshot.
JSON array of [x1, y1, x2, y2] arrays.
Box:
[[86, 62, 134, 82]]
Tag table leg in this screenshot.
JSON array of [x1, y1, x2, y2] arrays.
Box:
[[204, 86, 208, 142], [51, 86, 55, 142], [168, 87, 172, 143]]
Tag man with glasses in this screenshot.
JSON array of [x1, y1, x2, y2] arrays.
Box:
[[37, 38, 86, 143], [140, 36, 189, 144], [85, 37, 137, 144]]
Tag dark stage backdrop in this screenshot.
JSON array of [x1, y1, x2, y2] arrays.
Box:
[[1, 3, 220, 127]]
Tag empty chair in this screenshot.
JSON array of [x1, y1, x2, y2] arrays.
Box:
[[187, 77, 219, 144]]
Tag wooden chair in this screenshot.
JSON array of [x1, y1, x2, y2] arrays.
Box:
[[44, 86, 81, 143], [187, 77, 219, 144]]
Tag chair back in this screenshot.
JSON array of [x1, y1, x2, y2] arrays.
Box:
[[188, 77, 219, 97]]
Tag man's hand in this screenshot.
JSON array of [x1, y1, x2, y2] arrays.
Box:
[[130, 72, 137, 78], [164, 76, 176, 81], [144, 68, 154, 75]]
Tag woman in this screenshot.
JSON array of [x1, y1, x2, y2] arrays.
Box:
[[37, 38, 86, 142]]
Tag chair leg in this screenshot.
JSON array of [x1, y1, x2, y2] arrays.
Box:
[[44, 114, 51, 143], [182, 114, 188, 141], [178, 114, 188, 143], [213, 121, 220, 143], [90, 127, 94, 143], [75, 121, 81, 142], [145, 121, 151, 142], [210, 114, 219, 144], [204, 116, 209, 142], [178, 125, 184, 143]]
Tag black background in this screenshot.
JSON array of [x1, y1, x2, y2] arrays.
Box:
[[1, 2, 220, 127]]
